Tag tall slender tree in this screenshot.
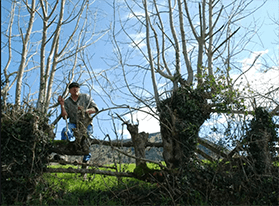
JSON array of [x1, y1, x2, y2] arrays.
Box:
[[1, 0, 108, 113]]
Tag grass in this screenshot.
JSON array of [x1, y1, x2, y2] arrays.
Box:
[[26, 163, 160, 205], [272, 161, 279, 166], [43, 159, 278, 194], [23, 160, 279, 205], [43, 163, 134, 191]]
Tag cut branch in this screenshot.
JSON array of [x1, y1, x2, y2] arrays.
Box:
[[198, 138, 228, 158], [196, 148, 215, 162]]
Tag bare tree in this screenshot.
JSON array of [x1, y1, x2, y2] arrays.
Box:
[[2, 0, 277, 172], [2, 1, 17, 107], [107, 0, 278, 169], [1, 0, 108, 113]]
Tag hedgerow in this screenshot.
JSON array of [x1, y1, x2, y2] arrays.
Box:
[[1, 104, 54, 204]]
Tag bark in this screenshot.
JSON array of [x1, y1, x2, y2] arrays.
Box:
[[50, 137, 163, 156], [207, 0, 213, 75], [168, 0, 181, 90], [143, 0, 160, 106], [196, 148, 214, 162], [37, 0, 59, 112], [159, 87, 211, 169], [197, 138, 228, 158], [2, 2, 17, 107], [42, 0, 65, 113], [37, 0, 47, 111], [15, 0, 36, 109], [126, 124, 149, 167], [258, 130, 272, 175], [178, 0, 193, 85]]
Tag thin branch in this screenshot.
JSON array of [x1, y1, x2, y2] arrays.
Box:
[[143, 0, 160, 106], [178, 0, 193, 84], [212, 27, 240, 54], [232, 53, 261, 86]]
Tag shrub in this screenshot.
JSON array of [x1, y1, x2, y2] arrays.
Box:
[[1, 104, 54, 204]]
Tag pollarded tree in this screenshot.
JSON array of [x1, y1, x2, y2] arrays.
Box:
[[109, 0, 279, 169]]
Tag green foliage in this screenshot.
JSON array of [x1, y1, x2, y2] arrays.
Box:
[[1, 104, 54, 205], [201, 73, 245, 113], [133, 164, 150, 177], [10, 160, 279, 205]]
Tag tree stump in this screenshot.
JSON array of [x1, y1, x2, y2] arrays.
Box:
[[126, 123, 148, 167]]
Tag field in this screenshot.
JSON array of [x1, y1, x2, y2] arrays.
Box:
[[10, 160, 279, 205], [45, 163, 136, 189], [27, 163, 161, 205]]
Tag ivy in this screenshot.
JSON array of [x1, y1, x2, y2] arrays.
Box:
[[159, 86, 211, 168], [243, 107, 278, 174]]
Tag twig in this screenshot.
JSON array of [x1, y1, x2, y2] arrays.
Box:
[[65, 115, 69, 140], [51, 114, 62, 125]]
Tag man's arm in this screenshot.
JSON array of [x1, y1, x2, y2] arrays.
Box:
[[84, 94, 99, 115], [85, 107, 97, 114], [58, 96, 68, 119]]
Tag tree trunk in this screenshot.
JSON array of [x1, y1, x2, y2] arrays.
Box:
[[15, 0, 36, 109], [126, 124, 148, 167], [159, 87, 210, 169], [262, 131, 272, 175]]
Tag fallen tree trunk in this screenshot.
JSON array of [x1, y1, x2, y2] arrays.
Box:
[[50, 137, 233, 162], [196, 148, 215, 162], [48, 159, 117, 170], [197, 138, 228, 158], [45, 167, 135, 177]]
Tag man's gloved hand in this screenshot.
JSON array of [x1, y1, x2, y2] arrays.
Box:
[[58, 95, 64, 105]]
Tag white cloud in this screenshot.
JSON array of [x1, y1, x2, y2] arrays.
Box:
[[121, 107, 160, 139], [240, 50, 268, 73], [233, 50, 279, 96], [137, 107, 160, 133], [129, 32, 146, 49]]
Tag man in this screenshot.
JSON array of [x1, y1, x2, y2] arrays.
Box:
[[58, 82, 98, 164]]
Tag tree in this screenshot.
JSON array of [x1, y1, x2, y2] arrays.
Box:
[[1, 0, 108, 113], [108, 0, 279, 169], [1, 0, 277, 171], [1, 1, 279, 204]]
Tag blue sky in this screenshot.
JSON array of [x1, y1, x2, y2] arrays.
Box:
[[1, 0, 278, 144]]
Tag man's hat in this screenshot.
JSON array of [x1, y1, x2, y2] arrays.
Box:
[[68, 82, 80, 89]]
